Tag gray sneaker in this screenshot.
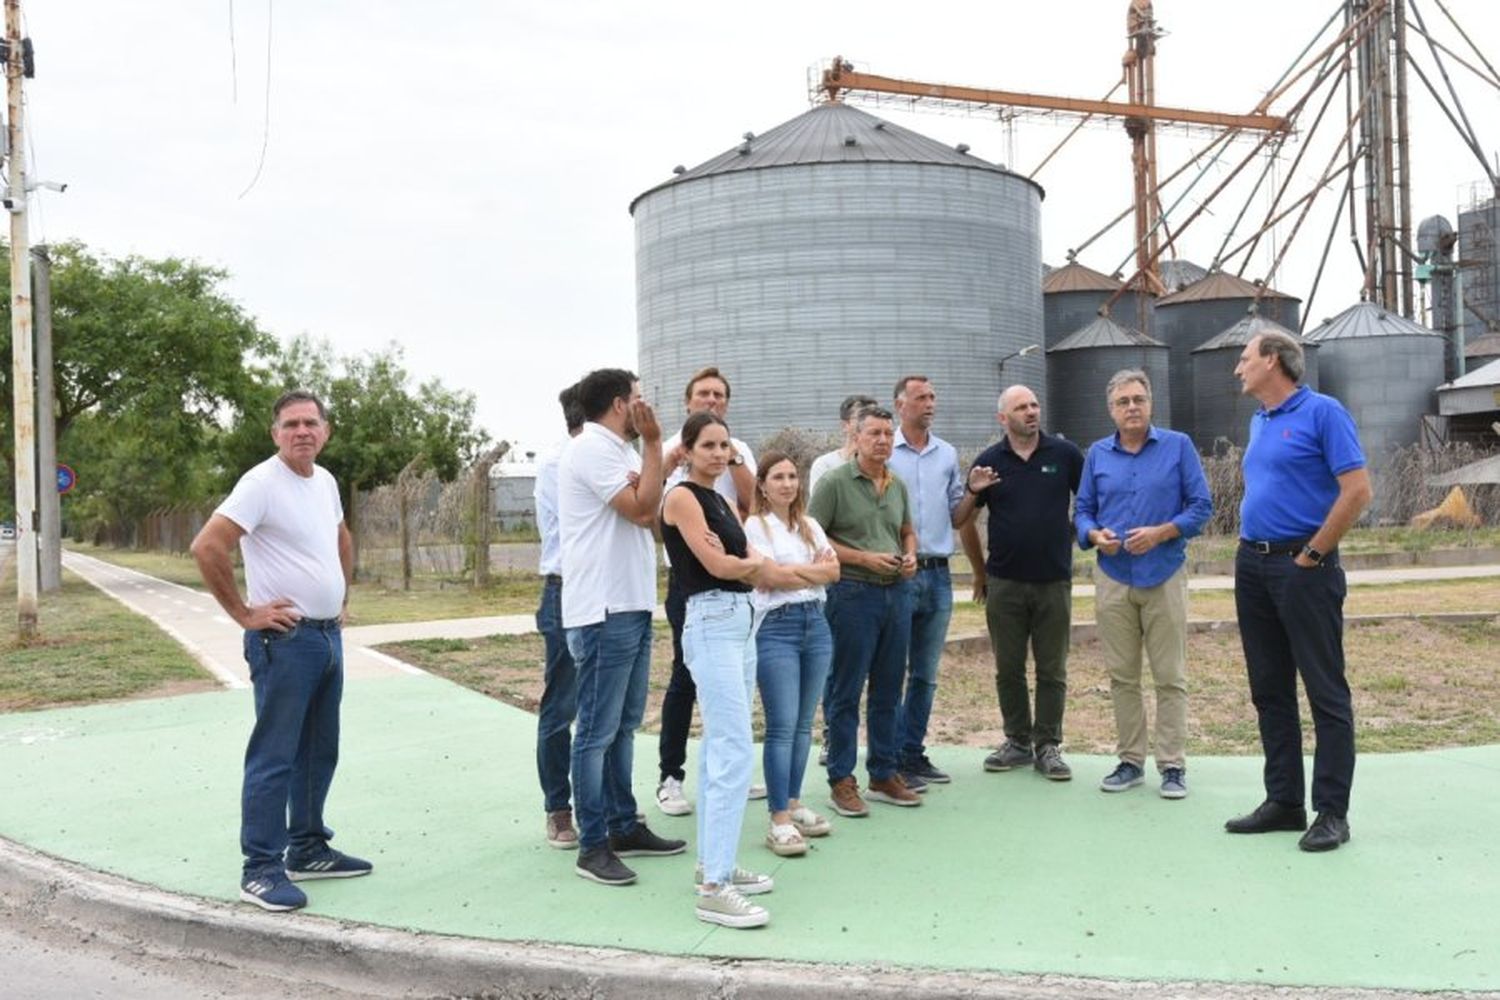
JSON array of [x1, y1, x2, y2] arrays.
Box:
[[695, 885, 770, 929], [1160, 767, 1188, 799], [983, 740, 1034, 772], [1034, 744, 1072, 781], [695, 864, 774, 896]]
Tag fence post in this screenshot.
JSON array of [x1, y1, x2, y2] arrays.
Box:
[[396, 456, 428, 592], [470, 442, 510, 589]]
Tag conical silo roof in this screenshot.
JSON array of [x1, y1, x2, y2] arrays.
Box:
[[1302, 300, 1441, 341], [1160, 258, 1209, 293], [629, 102, 1044, 212], [1192, 314, 1300, 352], [1050, 315, 1163, 352], [1157, 270, 1296, 306], [1043, 260, 1121, 294]]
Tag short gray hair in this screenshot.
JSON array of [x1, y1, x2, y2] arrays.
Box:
[[1253, 331, 1305, 382], [1104, 369, 1151, 403], [855, 405, 894, 430]]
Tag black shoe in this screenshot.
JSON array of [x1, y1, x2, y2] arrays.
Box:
[[902, 754, 951, 784], [1298, 812, 1351, 852], [898, 770, 929, 794], [609, 822, 687, 857], [575, 847, 636, 886], [1224, 800, 1308, 834]]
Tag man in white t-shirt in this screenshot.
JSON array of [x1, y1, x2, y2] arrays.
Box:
[[560, 368, 687, 887], [191, 390, 367, 913], [654, 366, 757, 818]]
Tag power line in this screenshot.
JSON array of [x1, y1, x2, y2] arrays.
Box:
[[237, 0, 273, 200]]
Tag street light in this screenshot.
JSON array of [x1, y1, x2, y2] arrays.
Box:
[[997, 343, 1041, 377]]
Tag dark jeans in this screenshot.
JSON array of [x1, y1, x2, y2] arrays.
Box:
[[985, 577, 1071, 748], [535, 576, 578, 814], [657, 571, 695, 783], [824, 578, 913, 783], [567, 610, 653, 851], [240, 618, 344, 878], [899, 564, 954, 763], [1234, 547, 1354, 816]]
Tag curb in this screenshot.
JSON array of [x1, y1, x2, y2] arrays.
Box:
[[947, 611, 1500, 656], [5, 838, 1489, 1000]]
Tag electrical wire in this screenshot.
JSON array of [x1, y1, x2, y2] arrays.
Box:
[[228, 0, 239, 104], [236, 0, 273, 200]]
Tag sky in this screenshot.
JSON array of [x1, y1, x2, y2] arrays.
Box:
[[20, 1, 1500, 459]]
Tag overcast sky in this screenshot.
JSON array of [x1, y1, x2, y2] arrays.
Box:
[[22, 1, 1500, 457]]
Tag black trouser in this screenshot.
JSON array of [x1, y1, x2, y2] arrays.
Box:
[[657, 570, 695, 783], [1234, 545, 1355, 817]]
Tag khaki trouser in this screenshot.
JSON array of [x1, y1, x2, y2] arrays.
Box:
[[1094, 565, 1188, 770]]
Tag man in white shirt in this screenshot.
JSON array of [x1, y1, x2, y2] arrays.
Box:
[[654, 367, 757, 817], [560, 368, 686, 886], [534, 383, 585, 849], [808, 394, 878, 496], [191, 390, 367, 913]]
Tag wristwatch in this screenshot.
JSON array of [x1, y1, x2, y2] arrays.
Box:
[[1300, 544, 1324, 565], [728, 452, 745, 467]]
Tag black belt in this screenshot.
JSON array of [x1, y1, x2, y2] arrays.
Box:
[[1240, 538, 1311, 555], [299, 617, 341, 629], [915, 556, 949, 570], [544, 574, 563, 585]]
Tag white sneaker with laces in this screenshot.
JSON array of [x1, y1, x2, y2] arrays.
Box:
[[655, 776, 692, 816], [695, 885, 770, 928]]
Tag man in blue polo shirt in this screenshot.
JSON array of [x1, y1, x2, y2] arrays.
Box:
[[1076, 369, 1212, 800], [953, 384, 1084, 781], [1225, 331, 1371, 853]]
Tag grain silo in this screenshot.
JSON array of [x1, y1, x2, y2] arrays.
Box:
[[1043, 261, 1155, 351], [630, 102, 1045, 457], [1045, 315, 1170, 447], [1302, 301, 1445, 461], [1153, 271, 1301, 448], [1190, 315, 1319, 451]]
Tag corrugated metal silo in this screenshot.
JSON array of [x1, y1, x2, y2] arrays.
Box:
[[1302, 301, 1444, 462], [1153, 271, 1301, 448], [1045, 316, 1170, 447], [1190, 315, 1319, 451], [630, 103, 1045, 457], [1042, 261, 1154, 350]]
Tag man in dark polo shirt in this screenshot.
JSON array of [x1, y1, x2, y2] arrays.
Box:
[[953, 384, 1084, 781], [1225, 330, 1370, 853], [809, 406, 920, 817]]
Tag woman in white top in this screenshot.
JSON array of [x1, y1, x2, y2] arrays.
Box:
[[743, 450, 841, 857]]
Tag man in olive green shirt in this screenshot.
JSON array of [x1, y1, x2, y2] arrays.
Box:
[[809, 406, 920, 817]]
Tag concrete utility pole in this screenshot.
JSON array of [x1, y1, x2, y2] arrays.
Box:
[[33, 246, 59, 591], [6, 0, 38, 638]]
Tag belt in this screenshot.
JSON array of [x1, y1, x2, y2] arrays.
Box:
[[298, 617, 342, 629], [915, 556, 949, 570], [1240, 538, 1311, 555], [543, 573, 563, 585]]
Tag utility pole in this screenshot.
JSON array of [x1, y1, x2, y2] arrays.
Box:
[[33, 245, 59, 591], [5, 0, 37, 638]]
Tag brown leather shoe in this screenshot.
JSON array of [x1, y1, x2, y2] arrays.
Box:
[[828, 776, 869, 817], [546, 809, 579, 850], [866, 774, 923, 807]]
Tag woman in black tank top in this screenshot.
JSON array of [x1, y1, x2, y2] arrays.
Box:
[[660, 411, 773, 929]]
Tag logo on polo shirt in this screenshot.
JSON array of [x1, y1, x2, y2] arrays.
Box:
[[1042, 464, 1058, 474]]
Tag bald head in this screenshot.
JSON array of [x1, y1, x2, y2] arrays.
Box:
[[997, 384, 1041, 443]]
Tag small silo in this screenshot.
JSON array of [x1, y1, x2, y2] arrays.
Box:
[[1043, 261, 1155, 350], [1302, 301, 1445, 462], [630, 102, 1045, 458], [1045, 315, 1171, 447], [1190, 315, 1320, 451], [1160, 258, 1209, 294], [1153, 271, 1301, 448]]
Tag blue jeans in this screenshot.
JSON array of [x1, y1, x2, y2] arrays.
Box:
[[899, 564, 953, 763], [1235, 547, 1354, 815], [824, 579, 913, 784], [240, 618, 344, 878], [682, 590, 757, 885], [567, 610, 653, 851], [756, 600, 832, 814], [535, 576, 578, 814]]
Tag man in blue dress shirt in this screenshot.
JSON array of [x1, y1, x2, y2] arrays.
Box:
[[1075, 369, 1212, 800]]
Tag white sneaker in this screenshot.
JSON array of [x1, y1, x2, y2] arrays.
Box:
[[695, 884, 769, 929], [747, 783, 767, 800], [655, 776, 692, 816]]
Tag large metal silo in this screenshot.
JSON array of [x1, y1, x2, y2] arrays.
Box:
[[1190, 316, 1319, 452], [1153, 272, 1301, 448], [1045, 316, 1170, 447], [1303, 302, 1444, 464], [630, 102, 1045, 457], [1043, 261, 1155, 351]]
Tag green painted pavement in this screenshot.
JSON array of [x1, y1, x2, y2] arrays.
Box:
[[1, 674, 1497, 992]]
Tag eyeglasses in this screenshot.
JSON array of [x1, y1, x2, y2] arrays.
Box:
[[1111, 395, 1150, 409]]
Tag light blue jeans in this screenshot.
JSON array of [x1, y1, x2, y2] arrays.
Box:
[[682, 589, 757, 885], [756, 600, 832, 814]]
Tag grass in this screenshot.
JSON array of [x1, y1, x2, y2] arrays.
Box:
[[0, 565, 216, 712]]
